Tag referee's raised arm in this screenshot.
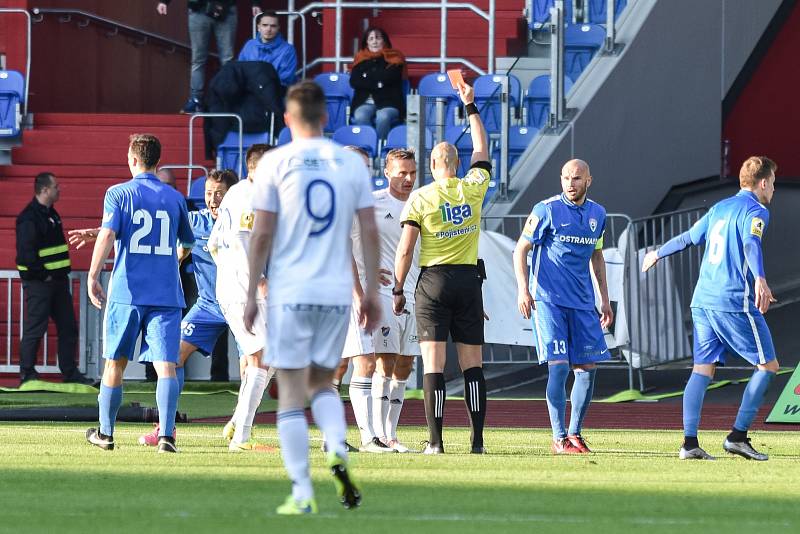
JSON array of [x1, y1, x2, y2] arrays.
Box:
[[456, 82, 489, 165]]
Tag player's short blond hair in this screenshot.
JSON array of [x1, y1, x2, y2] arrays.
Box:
[[385, 148, 415, 169], [739, 156, 776, 188]]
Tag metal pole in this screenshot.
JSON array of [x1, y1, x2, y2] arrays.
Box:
[[406, 94, 426, 187], [440, 0, 447, 72], [604, 0, 616, 53], [499, 76, 510, 198], [488, 0, 495, 74], [335, 0, 343, 72], [0, 9, 32, 115], [188, 113, 243, 193], [548, 2, 564, 129], [287, 0, 296, 45]]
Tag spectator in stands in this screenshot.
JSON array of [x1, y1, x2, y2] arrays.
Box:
[[157, 168, 177, 189], [15, 173, 94, 385], [238, 11, 298, 91], [157, 0, 264, 114], [349, 27, 407, 139]]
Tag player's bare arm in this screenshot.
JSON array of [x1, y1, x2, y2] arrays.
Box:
[[244, 209, 276, 333], [513, 236, 534, 320], [357, 207, 381, 332], [67, 227, 101, 250], [591, 248, 614, 328], [393, 224, 419, 316], [641, 249, 660, 273], [457, 83, 489, 165], [87, 228, 115, 309], [754, 277, 777, 314]]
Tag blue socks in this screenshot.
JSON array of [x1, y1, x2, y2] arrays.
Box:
[[98, 384, 123, 436], [545, 363, 570, 440], [733, 370, 775, 433], [568, 368, 597, 436], [175, 366, 185, 410], [683, 372, 711, 438], [156, 377, 180, 438]]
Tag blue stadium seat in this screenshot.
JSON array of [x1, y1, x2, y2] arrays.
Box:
[[473, 74, 522, 133], [314, 72, 353, 133], [372, 177, 389, 190], [530, 0, 574, 29], [333, 125, 379, 158], [0, 70, 25, 137], [276, 126, 292, 146], [564, 24, 606, 82], [418, 72, 460, 129], [381, 124, 434, 157], [216, 131, 271, 178], [524, 75, 575, 129], [444, 126, 474, 177], [491, 126, 539, 172], [587, 0, 627, 23], [187, 176, 207, 208]]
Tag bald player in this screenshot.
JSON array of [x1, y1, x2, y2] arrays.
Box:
[[512, 159, 613, 454], [394, 80, 490, 454]]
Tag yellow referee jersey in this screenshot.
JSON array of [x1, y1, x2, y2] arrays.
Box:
[[400, 161, 491, 266]]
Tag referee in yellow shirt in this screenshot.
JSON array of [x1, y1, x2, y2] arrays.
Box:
[[393, 80, 490, 454]]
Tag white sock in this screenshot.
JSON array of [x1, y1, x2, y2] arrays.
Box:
[[349, 376, 374, 444], [232, 366, 268, 443], [386, 379, 407, 441], [277, 409, 313, 501], [311, 389, 348, 458], [371, 373, 391, 441], [228, 379, 247, 427]]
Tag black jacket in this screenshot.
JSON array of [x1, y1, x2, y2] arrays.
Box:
[[204, 60, 285, 160], [349, 56, 406, 119], [15, 199, 71, 281]]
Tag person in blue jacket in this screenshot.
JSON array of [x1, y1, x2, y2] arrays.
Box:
[[238, 11, 298, 90]]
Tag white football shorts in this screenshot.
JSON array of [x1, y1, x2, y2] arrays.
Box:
[[219, 300, 267, 357], [373, 293, 420, 356], [265, 303, 351, 370], [341, 303, 375, 358]]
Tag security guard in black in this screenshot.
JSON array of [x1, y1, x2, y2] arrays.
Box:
[[15, 173, 90, 384]]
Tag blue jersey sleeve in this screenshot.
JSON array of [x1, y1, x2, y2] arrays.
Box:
[[657, 213, 709, 259], [177, 200, 195, 248], [101, 187, 122, 234], [521, 202, 550, 245], [742, 206, 769, 278]]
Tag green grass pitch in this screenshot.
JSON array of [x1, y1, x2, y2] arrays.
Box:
[[0, 423, 799, 533]]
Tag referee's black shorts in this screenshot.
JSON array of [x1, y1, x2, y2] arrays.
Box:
[[414, 264, 484, 345]]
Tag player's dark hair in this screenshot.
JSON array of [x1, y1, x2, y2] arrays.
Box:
[[256, 10, 279, 26], [385, 148, 415, 168], [739, 156, 777, 188], [285, 81, 327, 126], [246, 143, 273, 173], [129, 134, 161, 169], [34, 172, 55, 195], [207, 169, 239, 190], [360, 27, 392, 50]]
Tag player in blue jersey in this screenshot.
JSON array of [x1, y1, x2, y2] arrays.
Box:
[[135, 168, 240, 447], [642, 156, 779, 461], [513, 159, 613, 454], [85, 134, 195, 453]]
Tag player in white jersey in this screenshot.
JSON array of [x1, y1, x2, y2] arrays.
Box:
[[208, 144, 275, 452], [244, 81, 380, 515], [336, 145, 394, 453], [357, 148, 421, 452]]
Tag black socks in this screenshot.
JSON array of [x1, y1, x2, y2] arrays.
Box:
[[423, 373, 446, 447], [463, 366, 486, 449]]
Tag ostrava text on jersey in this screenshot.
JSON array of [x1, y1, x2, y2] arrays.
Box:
[[101, 173, 194, 307], [523, 193, 606, 311], [690, 190, 770, 313], [187, 209, 222, 311]]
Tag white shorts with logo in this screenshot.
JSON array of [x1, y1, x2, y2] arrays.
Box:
[[341, 304, 375, 358], [373, 293, 421, 356], [219, 300, 267, 357], [265, 303, 351, 370]]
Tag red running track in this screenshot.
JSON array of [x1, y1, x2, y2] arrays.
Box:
[[195, 399, 796, 431]]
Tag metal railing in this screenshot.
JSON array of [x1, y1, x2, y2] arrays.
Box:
[[187, 113, 243, 191], [0, 8, 32, 115], [0, 271, 90, 374], [158, 165, 209, 198], [269, 1, 495, 75], [30, 8, 215, 59]]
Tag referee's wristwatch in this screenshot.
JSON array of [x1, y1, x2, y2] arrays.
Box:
[[392, 287, 404, 296]]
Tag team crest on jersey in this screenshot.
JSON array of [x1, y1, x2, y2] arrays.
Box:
[[239, 211, 254, 231], [589, 218, 598, 232], [750, 217, 764, 238], [381, 326, 391, 337]]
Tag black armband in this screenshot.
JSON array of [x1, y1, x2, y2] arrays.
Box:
[[392, 287, 404, 296], [465, 102, 479, 116]]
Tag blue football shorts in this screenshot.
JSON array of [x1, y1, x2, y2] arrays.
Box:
[[180, 298, 228, 355], [103, 302, 181, 363], [532, 300, 609, 365], [691, 307, 776, 366]]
